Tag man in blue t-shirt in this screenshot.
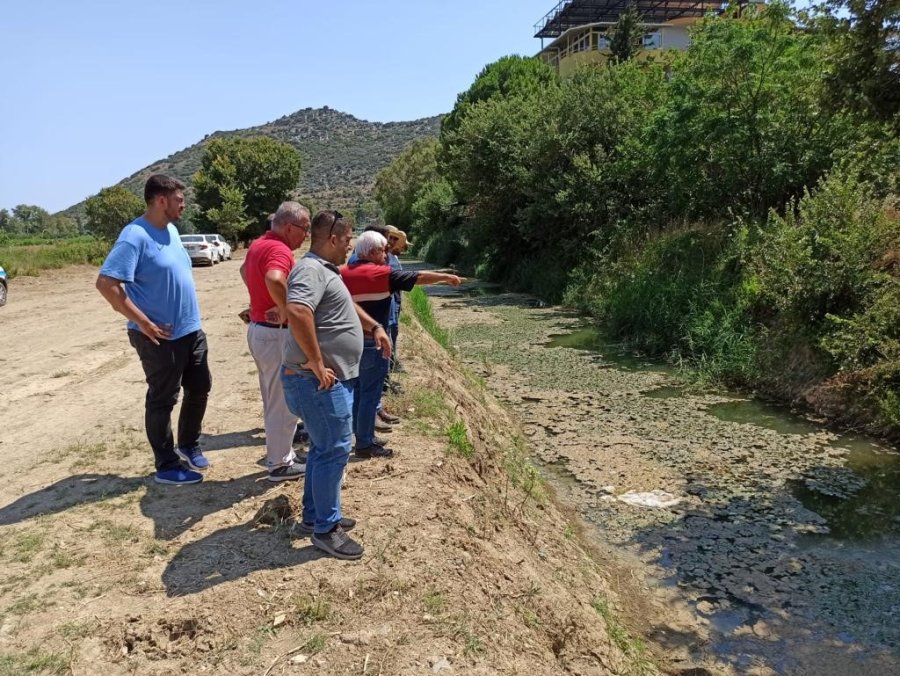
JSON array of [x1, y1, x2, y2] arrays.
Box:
[[96, 174, 212, 485]]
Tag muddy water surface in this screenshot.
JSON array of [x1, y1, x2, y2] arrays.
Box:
[[428, 284, 900, 675]]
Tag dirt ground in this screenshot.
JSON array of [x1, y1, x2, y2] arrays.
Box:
[[0, 254, 723, 675]]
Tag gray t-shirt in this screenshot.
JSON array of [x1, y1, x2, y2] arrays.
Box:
[[284, 252, 363, 381]]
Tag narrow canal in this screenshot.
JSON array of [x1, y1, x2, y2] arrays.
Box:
[[426, 281, 900, 675]]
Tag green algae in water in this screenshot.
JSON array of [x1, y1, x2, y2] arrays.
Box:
[[544, 326, 672, 373], [790, 443, 900, 541], [706, 399, 822, 435], [642, 386, 686, 399]]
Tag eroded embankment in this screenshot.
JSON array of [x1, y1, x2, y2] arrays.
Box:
[[430, 288, 900, 676]]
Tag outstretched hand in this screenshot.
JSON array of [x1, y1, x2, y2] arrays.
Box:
[[445, 275, 465, 287]]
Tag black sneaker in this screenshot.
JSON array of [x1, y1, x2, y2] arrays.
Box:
[[294, 516, 356, 537], [267, 462, 306, 482], [354, 443, 394, 459], [311, 525, 364, 560]]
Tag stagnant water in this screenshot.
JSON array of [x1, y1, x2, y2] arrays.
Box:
[[429, 285, 900, 674]]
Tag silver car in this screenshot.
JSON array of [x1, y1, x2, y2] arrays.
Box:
[[180, 234, 217, 266]]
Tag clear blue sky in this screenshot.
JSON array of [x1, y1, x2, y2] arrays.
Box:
[[0, 0, 552, 213]]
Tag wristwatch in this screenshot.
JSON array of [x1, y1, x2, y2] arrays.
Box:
[[372, 323, 385, 334]]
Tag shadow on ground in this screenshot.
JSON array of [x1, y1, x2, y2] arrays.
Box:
[[161, 519, 321, 597], [0, 473, 144, 526]]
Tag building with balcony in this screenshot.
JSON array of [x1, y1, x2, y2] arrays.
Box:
[[534, 1, 746, 75]]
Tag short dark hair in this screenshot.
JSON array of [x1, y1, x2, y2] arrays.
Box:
[[144, 174, 185, 203], [311, 210, 351, 243], [364, 224, 388, 238]]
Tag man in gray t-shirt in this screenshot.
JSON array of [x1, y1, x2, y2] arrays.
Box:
[[281, 210, 391, 561], [283, 255, 363, 380]]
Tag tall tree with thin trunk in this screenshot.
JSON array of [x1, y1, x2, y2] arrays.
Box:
[[609, 4, 644, 63]]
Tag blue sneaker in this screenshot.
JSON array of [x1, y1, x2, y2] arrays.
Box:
[[154, 467, 203, 485], [175, 445, 210, 471]]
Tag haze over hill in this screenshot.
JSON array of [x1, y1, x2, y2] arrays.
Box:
[[61, 107, 442, 218]]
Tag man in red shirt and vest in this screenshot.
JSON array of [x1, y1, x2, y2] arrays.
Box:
[[241, 201, 311, 480], [340, 230, 463, 457]]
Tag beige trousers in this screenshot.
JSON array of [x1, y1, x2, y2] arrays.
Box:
[[248, 323, 298, 469]]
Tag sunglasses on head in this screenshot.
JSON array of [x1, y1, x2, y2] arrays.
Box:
[[328, 210, 344, 237]]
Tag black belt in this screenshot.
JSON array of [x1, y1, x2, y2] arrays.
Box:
[[253, 321, 289, 329]]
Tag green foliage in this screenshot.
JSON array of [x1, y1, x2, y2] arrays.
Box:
[[0, 205, 78, 237], [374, 138, 439, 231], [192, 136, 301, 241], [446, 419, 475, 459], [408, 286, 452, 351], [0, 236, 109, 278], [753, 171, 900, 425], [438, 59, 666, 292], [569, 225, 758, 381], [204, 184, 251, 242], [410, 178, 461, 248], [649, 2, 846, 219], [609, 4, 644, 63], [441, 55, 555, 141], [813, 0, 900, 124], [84, 186, 144, 241]]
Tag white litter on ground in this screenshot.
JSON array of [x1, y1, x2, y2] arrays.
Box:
[[617, 490, 681, 508]]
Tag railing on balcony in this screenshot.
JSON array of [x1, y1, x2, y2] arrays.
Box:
[[534, 0, 730, 39]]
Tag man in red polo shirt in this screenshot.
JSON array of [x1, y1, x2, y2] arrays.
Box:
[[241, 201, 311, 480]]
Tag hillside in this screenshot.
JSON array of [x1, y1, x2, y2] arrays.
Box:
[[61, 107, 442, 217]]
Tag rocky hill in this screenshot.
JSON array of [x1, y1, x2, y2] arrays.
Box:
[[62, 107, 442, 217]]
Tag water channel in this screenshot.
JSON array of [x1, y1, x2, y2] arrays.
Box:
[[425, 280, 900, 674]]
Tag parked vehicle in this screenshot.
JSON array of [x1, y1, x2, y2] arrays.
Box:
[[204, 234, 232, 261], [0, 265, 7, 306], [180, 234, 217, 266]]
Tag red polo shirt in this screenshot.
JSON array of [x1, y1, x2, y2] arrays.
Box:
[[244, 232, 295, 323]]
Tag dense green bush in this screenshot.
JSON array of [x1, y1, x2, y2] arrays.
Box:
[[375, 1, 900, 435]]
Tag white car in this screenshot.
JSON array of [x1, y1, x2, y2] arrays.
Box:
[[180, 234, 217, 266], [204, 234, 232, 261]]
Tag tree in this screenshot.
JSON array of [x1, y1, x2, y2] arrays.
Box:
[[204, 185, 251, 242], [814, 0, 900, 124], [0, 204, 78, 237], [647, 2, 846, 219], [85, 186, 145, 241], [609, 4, 644, 63], [373, 138, 439, 230], [192, 136, 301, 241], [440, 56, 555, 140]]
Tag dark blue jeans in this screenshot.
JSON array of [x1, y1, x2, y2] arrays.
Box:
[[352, 339, 390, 448], [129, 330, 211, 471], [281, 370, 354, 534]]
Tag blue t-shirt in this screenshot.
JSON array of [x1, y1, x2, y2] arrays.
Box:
[[99, 217, 201, 339]]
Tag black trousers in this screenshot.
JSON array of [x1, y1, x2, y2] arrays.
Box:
[[128, 330, 212, 471]]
